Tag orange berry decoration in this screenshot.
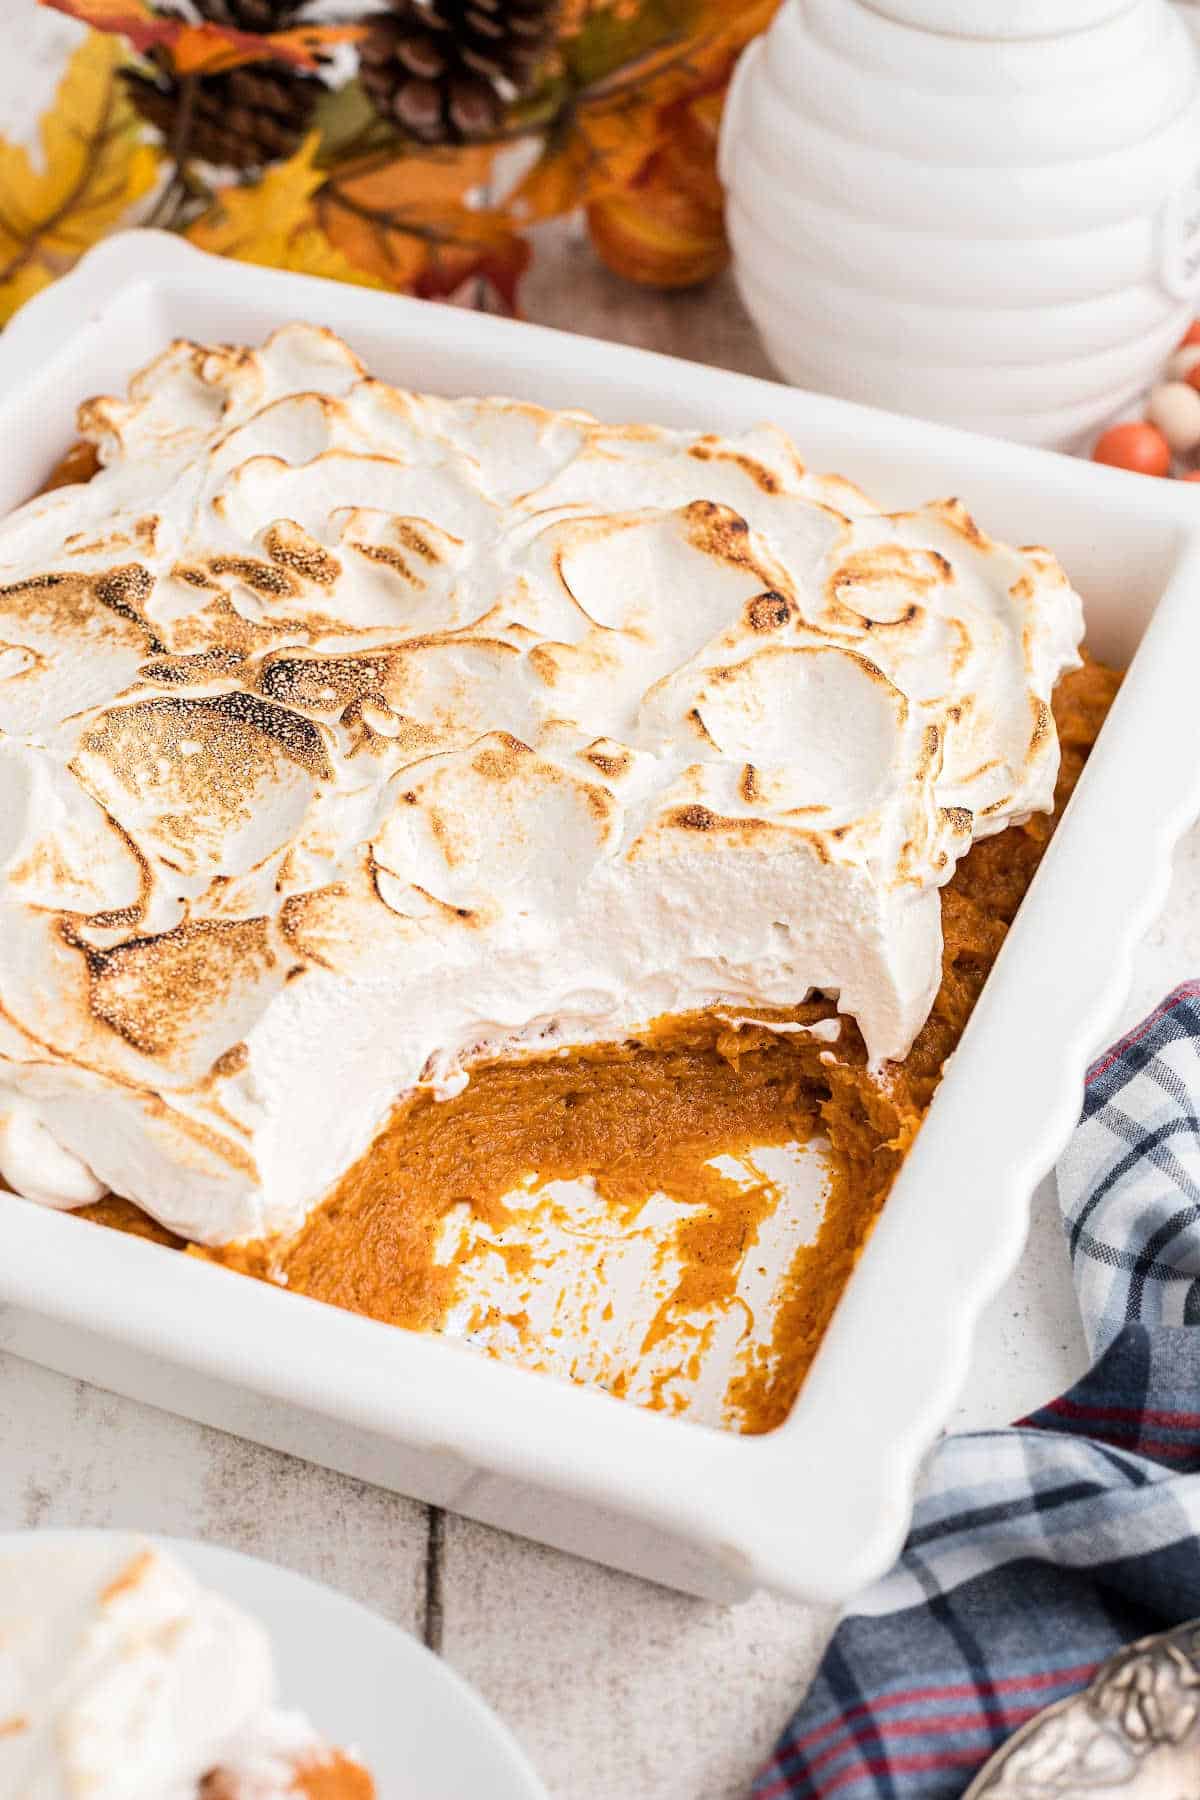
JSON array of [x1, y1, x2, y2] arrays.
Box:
[[1181, 471, 1200, 482], [1092, 421, 1171, 477], [1179, 321, 1200, 348]]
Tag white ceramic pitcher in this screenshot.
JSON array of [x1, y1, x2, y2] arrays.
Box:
[[719, 0, 1200, 448]]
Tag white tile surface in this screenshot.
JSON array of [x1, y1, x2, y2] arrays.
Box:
[[0, 1352, 429, 1631], [2, 206, 1200, 1800], [439, 1512, 836, 1800]]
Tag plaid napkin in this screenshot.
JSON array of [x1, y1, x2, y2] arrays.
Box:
[[753, 981, 1200, 1800]]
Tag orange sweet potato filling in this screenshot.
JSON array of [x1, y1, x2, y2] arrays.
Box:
[[202, 1753, 375, 1799], [80, 656, 1119, 1432], [40, 440, 101, 491]]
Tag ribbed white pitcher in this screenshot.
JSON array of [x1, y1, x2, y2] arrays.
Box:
[[719, 0, 1200, 448]]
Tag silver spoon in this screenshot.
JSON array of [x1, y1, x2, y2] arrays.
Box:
[[964, 1620, 1200, 1797]]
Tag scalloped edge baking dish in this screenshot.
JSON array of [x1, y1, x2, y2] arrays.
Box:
[[1, 231, 1199, 1604]]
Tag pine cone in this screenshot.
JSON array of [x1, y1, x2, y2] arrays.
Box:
[[359, 0, 560, 145], [125, 55, 320, 170], [124, 0, 320, 170], [187, 0, 307, 26]]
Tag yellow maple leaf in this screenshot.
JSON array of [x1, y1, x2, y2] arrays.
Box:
[[0, 31, 159, 324], [187, 136, 386, 290]]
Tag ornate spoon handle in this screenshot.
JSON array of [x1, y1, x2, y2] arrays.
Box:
[[964, 1621, 1200, 1797]]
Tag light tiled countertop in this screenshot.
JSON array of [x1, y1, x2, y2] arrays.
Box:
[[5, 74, 1200, 1779]]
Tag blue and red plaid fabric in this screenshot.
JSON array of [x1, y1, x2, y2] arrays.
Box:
[[753, 981, 1200, 1800]]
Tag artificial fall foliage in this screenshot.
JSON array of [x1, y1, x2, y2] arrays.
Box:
[[587, 89, 727, 289], [186, 132, 387, 287], [0, 31, 157, 322], [11, 0, 783, 321], [41, 0, 364, 72]]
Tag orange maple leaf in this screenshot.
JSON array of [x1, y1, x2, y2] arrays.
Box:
[[38, 0, 160, 42], [166, 21, 364, 76], [316, 147, 525, 299], [507, 85, 663, 225], [413, 233, 532, 315], [692, 0, 782, 60], [507, 0, 783, 229], [39, 0, 365, 72], [578, 18, 771, 291]]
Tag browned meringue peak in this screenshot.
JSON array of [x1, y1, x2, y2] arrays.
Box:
[[0, 325, 1084, 1242], [258, 636, 542, 761], [0, 742, 144, 923], [0, 567, 158, 738], [811, 501, 1071, 832], [640, 644, 928, 818], [72, 691, 332, 883], [372, 730, 621, 934], [78, 330, 368, 467]]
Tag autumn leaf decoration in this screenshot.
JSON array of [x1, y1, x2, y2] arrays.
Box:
[[40, 0, 364, 73], [0, 30, 156, 323], [14, 0, 784, 324], [187, 132, 387, 289]]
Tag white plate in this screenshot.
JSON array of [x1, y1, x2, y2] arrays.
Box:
[[2, 232, 1200, 1604], [0, 1529, 548, 1800]]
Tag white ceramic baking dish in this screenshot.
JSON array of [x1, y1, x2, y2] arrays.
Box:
[[1, 231, 1199, 1604]]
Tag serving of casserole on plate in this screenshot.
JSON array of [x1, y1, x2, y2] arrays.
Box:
[[0, 233, 1197, 1602], [0, 1530, 548, 1800], [0, 1536, 376, 1798]]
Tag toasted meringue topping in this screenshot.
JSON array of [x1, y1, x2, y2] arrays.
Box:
[[0, 326, 1084, 1243]]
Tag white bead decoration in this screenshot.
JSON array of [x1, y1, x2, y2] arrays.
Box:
[[1167, 344, 1200, 382], [1146, 380, 1200, 454]]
